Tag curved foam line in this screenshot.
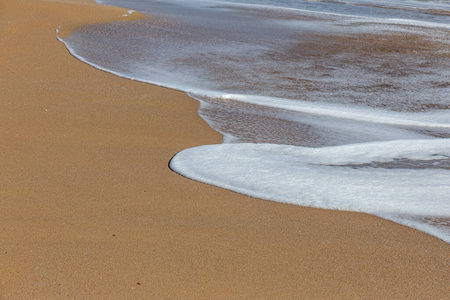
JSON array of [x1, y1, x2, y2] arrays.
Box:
[[195, 92, 450, 129], [208, 0, 450, 29], [58, 34, 450, 131]]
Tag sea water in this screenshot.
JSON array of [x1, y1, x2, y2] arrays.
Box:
[[60, 0, 450, 242]]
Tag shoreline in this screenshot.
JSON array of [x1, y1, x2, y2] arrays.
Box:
[[1, 0, 449, 298]]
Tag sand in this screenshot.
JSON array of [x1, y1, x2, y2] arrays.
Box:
[[0, 0, 449, 298]]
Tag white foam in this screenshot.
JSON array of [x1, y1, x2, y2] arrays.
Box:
[[170, 139, 450, 242], [122, 10, 135, 17], [196, 93, 450, 129]]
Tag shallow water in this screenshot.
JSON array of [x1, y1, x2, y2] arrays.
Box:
[[61, 0, 450, 242]]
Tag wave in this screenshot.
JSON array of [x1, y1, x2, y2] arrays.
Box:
[[60, 0, 450, 242]]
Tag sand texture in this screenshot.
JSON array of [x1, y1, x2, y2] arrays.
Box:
[[0, 0, 449, 298]]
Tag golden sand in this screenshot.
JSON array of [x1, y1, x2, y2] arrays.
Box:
[[1, 0, 448, 298]]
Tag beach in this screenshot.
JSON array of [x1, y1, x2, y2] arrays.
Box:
[[1, 0, 449, 298]]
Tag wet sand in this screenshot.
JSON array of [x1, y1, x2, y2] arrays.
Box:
[[1, 0, 449, 298]]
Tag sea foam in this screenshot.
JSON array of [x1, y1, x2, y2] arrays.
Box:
[[170, 139, 450, 242]]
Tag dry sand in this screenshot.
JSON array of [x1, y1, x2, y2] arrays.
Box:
[[0, 0, 449, 298]]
